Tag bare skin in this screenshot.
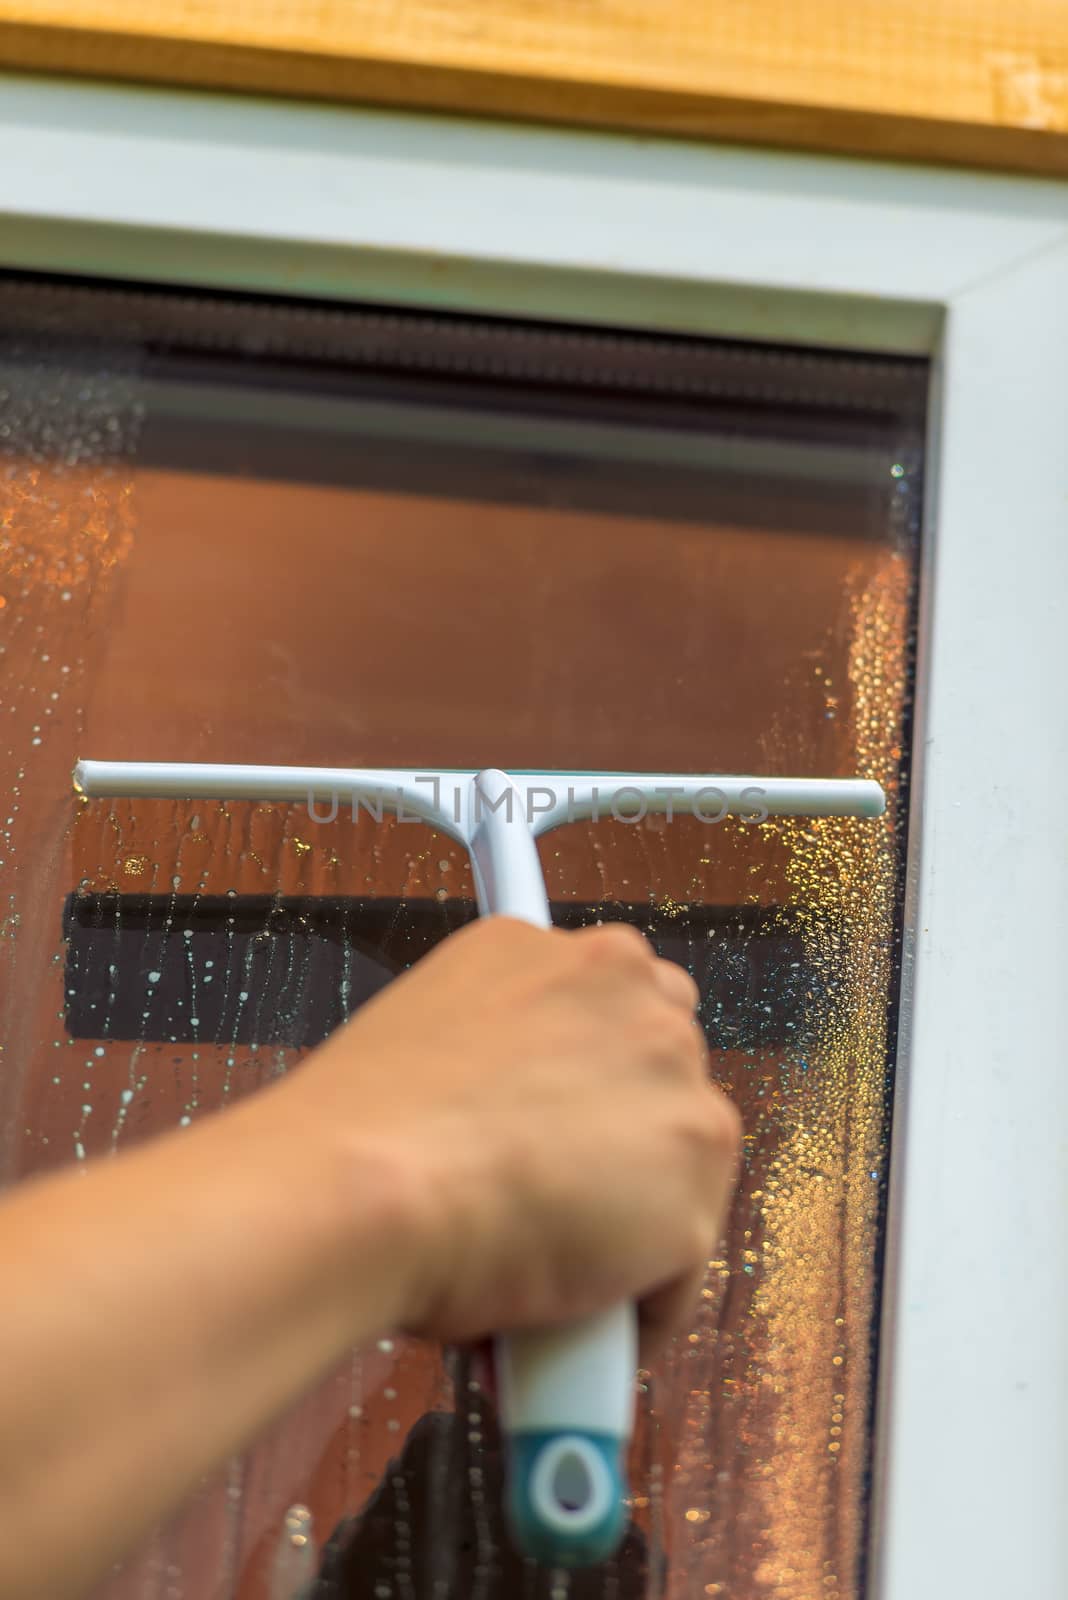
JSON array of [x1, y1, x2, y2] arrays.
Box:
[[0, 918, 741, 1599]]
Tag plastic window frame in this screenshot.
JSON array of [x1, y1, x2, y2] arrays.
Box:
[[1, 70, 1067, 1600]]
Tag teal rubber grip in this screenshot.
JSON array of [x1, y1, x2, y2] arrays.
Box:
[[504, 1429, 629, 1567]]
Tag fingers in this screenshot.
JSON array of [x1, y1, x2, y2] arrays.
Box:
[[570, 920, 656, 969], [458, 918, 699, 1021], [571, 921, 700, 1013], [637, 1091, 742, 1366], [650, 956, 700, 1014]]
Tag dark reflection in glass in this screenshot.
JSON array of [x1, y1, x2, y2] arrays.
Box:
[[63, 893, 816, 1051]]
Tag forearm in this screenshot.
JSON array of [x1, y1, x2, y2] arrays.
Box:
[[0, 1082, 423, 1600], [0, 918, 739, 1597]]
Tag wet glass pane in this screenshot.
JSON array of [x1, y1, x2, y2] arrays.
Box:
[[0, 280, 924, 1600]]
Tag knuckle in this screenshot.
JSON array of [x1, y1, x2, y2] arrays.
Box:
[[657, 1009, 701, 1066], [705, 1088, 743, 1158], [650, 954, 699, 1010], [577, 921, 651, 970], [663, 1208, 714, 1275], [671, 962, 701, 1008], [634, 1003, 702, 1077], [685, 1215, 715, 1266]]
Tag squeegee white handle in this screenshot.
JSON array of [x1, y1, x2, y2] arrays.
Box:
[[468, 773, 637, 1567]]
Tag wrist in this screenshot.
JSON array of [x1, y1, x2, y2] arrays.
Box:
[[238, 1079, 443, 1343], [333, 1127, 443, 1338]]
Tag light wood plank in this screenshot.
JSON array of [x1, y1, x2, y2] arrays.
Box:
[[0, 1, 1067, 174]]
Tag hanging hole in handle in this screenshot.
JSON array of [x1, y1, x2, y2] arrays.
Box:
[[529, 1435, 615, 1535], [508, 1431, 628, 1565], [552, 1448, 594, 1513]]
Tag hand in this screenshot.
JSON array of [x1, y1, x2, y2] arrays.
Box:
[[0, 917, 740, 1600], [291, 918, 741, 1363]]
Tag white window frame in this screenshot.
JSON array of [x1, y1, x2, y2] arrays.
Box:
[[2, 70, 1067, 1600]]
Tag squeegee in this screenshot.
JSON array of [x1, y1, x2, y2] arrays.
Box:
[[73, 758, 884, 1567]]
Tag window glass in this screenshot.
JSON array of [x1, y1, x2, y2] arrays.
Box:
[[0, 279, 924, 1600]]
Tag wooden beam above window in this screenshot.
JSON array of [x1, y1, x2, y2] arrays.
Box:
[[1, 0, 1067, 176]]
